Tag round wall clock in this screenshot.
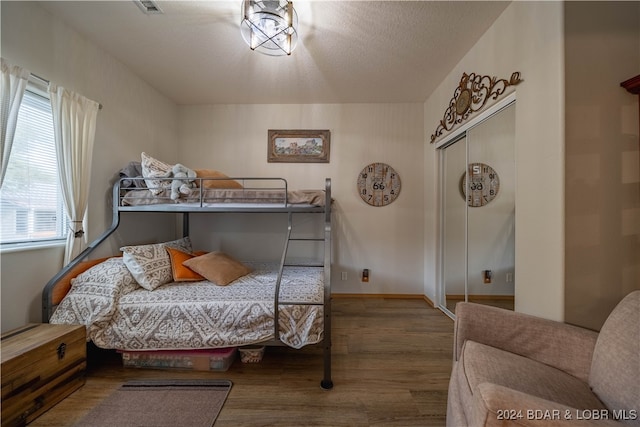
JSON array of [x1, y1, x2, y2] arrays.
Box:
[[357, 162, 401, 207], [461, 162, 500, 207]]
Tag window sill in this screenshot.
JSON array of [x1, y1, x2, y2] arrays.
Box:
[[0, 240, 65, 254]]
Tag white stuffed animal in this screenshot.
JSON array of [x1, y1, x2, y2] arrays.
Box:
[[164, 163, 196, 200]]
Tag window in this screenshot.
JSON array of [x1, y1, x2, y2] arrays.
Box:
[[0, 83, 67, 245]]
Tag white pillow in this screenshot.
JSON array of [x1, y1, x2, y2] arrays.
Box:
[[120, 237, 192, 290], [141, 152, 172, 195]]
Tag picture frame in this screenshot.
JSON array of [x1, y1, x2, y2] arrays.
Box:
[[268, 129, 331, 163]]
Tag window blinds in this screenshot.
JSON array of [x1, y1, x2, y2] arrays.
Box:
[[0, 87, 67, 244]]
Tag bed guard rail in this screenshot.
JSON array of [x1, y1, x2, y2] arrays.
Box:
[[118, 177, 293, 208]]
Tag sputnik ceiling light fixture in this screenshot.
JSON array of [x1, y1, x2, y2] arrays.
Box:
[[240, 0, 298, 56]]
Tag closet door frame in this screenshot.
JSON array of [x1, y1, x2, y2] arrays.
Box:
[[436, 93, 517, 319]]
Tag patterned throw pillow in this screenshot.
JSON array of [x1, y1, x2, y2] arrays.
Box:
[[49, 258, 138, 332], [121, 237, 193, 290], [141, 152, 172, 195]]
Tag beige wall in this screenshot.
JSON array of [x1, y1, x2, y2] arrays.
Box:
[[0, 2, 179, 331], [564, 2, 640, 330], [178, 103, 426, 294], [424, 2, 566, 320]]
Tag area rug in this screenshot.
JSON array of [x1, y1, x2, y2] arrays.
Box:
[[74, 379, 232, 427]]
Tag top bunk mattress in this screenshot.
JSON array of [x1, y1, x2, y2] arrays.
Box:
[[121, 187, 327, 208]]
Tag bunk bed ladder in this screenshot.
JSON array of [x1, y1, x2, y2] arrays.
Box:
[[274, 202, 333, 389]]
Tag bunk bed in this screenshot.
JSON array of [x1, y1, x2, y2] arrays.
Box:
[[42, 176, 333, 390]]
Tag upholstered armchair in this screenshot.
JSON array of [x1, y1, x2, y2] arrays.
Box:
[[446, 291, 639, 426]]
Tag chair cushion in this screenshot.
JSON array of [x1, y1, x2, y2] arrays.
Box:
[[472, 383, 621, 427], [590, 291, 640, 425], [457, 340, 606, 422]]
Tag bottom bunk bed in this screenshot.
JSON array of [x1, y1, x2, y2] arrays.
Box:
[[49, 257, 324, 350], [43, 176, 333, 389]]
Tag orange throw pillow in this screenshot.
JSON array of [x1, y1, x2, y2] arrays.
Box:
[[194, 169, 243, 189], [166, 247, 206, 282]]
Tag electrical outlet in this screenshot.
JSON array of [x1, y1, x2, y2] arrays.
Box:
[[506, 272, 513, 283], [341, 271, 347, 281], [483, 270, 492, 284]]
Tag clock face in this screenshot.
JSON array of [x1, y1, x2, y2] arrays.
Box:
[[357, 163, 401, 206], [461, 163, 500, 207]]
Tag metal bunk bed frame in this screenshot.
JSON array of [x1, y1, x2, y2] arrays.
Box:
[[42, 177, 333, 390]]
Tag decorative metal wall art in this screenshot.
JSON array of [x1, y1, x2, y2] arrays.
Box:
[[430, 72, 522, 143]]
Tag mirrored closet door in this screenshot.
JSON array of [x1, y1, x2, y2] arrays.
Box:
[[438, 102, 516, 317]]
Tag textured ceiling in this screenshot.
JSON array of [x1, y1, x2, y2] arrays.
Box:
[[38, 1, 510, 105]]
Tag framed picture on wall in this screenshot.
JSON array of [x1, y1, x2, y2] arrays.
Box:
[[268, 129, 330, 163]]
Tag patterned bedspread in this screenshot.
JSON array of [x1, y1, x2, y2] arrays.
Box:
[[50, 258, 325, 350]]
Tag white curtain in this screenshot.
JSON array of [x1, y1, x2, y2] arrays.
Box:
[[49, 84, 100, 265], [0, 58, 30, 187]]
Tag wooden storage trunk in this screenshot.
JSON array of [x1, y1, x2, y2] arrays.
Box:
[[1, 324, 86, 427]]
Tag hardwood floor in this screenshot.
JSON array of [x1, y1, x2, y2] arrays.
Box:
[[446, 296, 515, 313], [30, 297, 454, 426]]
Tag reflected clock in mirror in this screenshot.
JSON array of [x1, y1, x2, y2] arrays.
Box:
[[461, 162, 500, 207], [357, 162, 401, 206]]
